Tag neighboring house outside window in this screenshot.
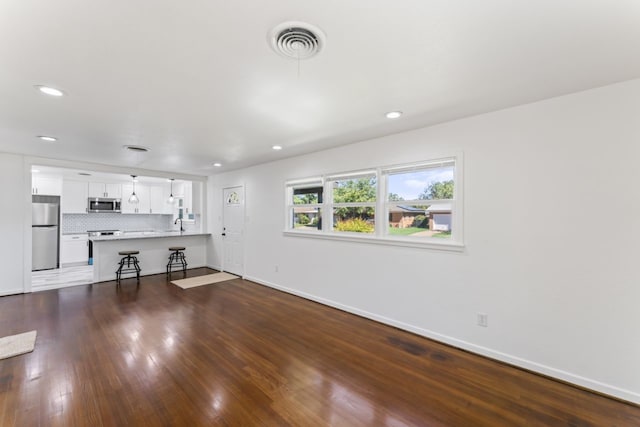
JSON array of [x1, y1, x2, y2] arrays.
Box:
[[383, 159, 455, 240]]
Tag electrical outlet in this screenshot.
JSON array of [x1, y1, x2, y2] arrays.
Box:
[[477, 313, 488, 327]]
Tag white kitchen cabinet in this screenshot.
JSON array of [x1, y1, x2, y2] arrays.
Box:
[[191, 181, 201, 215], [172, 181, 200, 221], [62, 180, 89, 214], [88, 182, 122, 198], [172, 181, 185, 198], [184, 181, 193, 218], [61, 234, 88, 265], [32, 174, 62, 196], [149, 185, 166, 214], [121, 183, 150, 214], [122, 183, 170, 214], [162, 184, 175, 214], [183, 181, 201, 219]]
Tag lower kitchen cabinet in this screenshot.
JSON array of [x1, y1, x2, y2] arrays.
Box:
[[61, 234, 89, 265]]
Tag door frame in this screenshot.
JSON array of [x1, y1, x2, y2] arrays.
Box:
[[221, 184, 245, 277]]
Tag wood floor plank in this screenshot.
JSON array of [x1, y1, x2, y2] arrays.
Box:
[[0, 267, 638, 426]]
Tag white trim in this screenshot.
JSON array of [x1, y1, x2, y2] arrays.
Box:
[[331, 202, 376, 207], [243, 274, 640, 405], [285, 177, 323, 187], [381, 158, 456, 174], [386, 200, 452, 207], [23, 158, 33, 294], [452, 152, 464, 244], [326, 170, 376, 181], [283, 229, 464, 251], [0, 288, 25, 297]]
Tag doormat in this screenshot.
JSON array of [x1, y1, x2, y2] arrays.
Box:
[[0, 330, 37, 360], [171, 272, 239, 289]]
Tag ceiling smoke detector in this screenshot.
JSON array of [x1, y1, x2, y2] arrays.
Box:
[[269, 21, 325, 60]]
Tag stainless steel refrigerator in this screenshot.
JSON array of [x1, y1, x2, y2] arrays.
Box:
[[32, 199, 59, 271]]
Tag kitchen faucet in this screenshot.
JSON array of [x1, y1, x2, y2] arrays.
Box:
[[175, 217, 185, 232]]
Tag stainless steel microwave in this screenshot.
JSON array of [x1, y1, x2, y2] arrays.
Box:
[[88, 198, 121, 213]]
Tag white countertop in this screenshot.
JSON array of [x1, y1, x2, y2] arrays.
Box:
[[90, 231, 210, 241]]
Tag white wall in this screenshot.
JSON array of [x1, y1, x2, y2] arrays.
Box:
[[207, 78, 640, 403], [0, 153, 26, 296]]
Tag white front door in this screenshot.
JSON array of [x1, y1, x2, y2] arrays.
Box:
[[222, 186, 244, 276]]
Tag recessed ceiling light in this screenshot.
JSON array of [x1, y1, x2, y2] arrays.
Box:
[[213, 162, 222, 167], [37, 135, 57, 142], [35, 85, 65, 97], [385, 111, 402, 119], [272, 145, 283, 150]]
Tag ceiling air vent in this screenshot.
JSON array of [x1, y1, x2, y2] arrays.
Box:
[[123, 145, 149, 153], [269, 21, 326, 60]]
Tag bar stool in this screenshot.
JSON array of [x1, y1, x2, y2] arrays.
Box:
[[116, 250, 141, 284], [167, 246, 187, 275]]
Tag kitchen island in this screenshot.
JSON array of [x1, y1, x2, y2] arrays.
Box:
[[90, 231, 210, 283]]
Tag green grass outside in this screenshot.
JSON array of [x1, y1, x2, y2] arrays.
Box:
[[388, 227, 452, 238], [388, 227, 427, 236]]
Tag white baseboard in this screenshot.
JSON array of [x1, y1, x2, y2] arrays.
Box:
[[0, 288, 25, 297], [244, 274, 640, 405]]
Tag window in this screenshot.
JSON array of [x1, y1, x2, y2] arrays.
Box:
[[327, 172, 377, 234], [284, 156, 462, 250], [286, 179, 323, 231], [384, 160, 455, 240]]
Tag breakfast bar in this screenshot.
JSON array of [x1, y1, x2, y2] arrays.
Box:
[[90, 231, 210, 283]]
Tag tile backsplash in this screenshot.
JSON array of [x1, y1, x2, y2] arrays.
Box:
[[62, 213, 173, 234]]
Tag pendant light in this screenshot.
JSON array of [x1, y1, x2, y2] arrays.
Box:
[[168, 179, 175, 204], [128, 175, 139, 204]]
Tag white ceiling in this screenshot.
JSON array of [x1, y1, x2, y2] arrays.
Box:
[[1, 1, 639, 175]]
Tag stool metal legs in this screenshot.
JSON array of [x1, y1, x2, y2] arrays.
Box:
[[167, 251, 187, 275], [116, 255, 141, 284]]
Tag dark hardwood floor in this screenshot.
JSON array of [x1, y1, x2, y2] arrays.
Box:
[[0, 268, 638, 426]]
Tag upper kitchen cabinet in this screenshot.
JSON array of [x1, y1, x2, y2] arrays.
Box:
[[149, 184, 173, 214], [183, 181, 203, 218], [32, 174, 62, 196], [121, 183, 150, 214], [188, 182, 202, 216], [88, 182, 122, 199], [62, 180, 89, 214], [173, 181, 200, 220]]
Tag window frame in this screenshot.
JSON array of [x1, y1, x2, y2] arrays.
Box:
[[327, 170, 377, 235], [285, 178, 324, 232], [283, 154, 464, 251]]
